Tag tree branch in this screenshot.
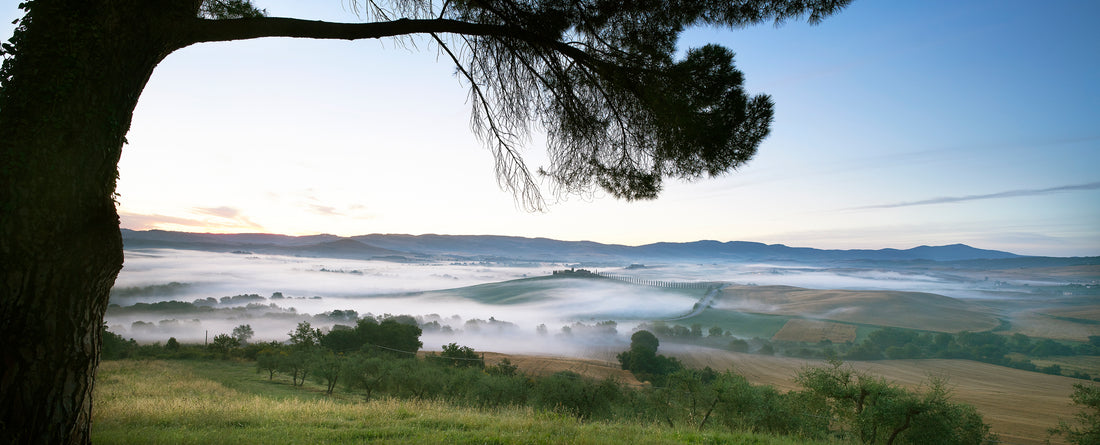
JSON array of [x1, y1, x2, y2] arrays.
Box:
[[182, 17, 603, 72], [188, 17, 525, 45]]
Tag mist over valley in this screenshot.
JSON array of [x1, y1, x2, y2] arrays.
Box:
[[110, 230, 1099, 348], [102, 230, 1100, 444]]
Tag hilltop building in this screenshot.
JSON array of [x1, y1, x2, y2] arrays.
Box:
[[551, 267, 599, 277]]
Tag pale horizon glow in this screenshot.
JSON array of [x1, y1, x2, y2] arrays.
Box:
[[5, 1, 1098, 257]]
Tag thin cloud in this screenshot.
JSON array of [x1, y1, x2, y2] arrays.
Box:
[[310, 204, 343, 216], [192, 206, 264, 229], [121, 207, 265, 232], [306, 199, 376, 220], [851, 181, 1100, 210], [120, 212, 213, 230], [193, 206, 243, 219], [702, 135, 1100, 204]]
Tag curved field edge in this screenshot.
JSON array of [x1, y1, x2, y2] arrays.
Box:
[[91, 360, 839, 445]]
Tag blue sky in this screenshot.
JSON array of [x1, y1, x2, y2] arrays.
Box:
[[4, 1, 1098, 256]]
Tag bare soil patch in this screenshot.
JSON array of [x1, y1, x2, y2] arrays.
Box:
[[716, 285, 1000, 333], [771, 319, 857, 343]]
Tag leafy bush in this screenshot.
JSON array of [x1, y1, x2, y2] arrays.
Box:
[[617, 330, 683, 384], [343, 354, 391, 401], [1049, 383, 1100, 445], [533, 371, 621, 420], [100, 326, 135, 360], [208, 333, 240, 354], [469, 372, 530, 409], [797, 359, 994, 444], [486, 358, 519, 376], [435, 343, 484, 368]]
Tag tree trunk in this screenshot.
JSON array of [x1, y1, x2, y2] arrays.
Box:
[[885, 408, 919, 445], [697, 398, 720, 430], [0, 3, 185, 443]]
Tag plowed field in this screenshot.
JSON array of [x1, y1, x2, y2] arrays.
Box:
[[771, 319, 858, 343]]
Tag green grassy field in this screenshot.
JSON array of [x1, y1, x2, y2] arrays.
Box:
[[92, 359, 844, 445]]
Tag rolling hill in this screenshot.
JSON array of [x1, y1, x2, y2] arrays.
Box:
[[714, 285, 1002, 333], [121, 229, 1040, 264]]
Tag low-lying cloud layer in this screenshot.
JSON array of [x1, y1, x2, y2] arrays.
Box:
[[109, 248, 1081, 354], [109, 249, 702, 349], [115, 249, 550, 299]]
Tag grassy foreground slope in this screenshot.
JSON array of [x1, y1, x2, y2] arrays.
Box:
[[92, 360, 838, 445]]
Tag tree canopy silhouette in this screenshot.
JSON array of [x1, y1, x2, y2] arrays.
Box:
[[0, 0, 851, 443]]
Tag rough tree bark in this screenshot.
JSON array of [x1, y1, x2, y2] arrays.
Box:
[[0, 2, 195, 443]]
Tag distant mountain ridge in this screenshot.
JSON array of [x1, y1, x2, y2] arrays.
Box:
[[120, 229, 1033, 263], [121, 229, 404, 259]]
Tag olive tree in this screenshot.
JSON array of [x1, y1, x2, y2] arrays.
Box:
[[1050, 383, 1100, 445], [231, 324, 255, 344], [797, 360, 994, 445]]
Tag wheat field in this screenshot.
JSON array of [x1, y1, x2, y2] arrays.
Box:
[[770, 319, 858, 343]]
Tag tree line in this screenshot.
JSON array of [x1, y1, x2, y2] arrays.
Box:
[[104, 320, 1006, 445], [636, 320, 1099, 381], [832, 328, 1097, 381]]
